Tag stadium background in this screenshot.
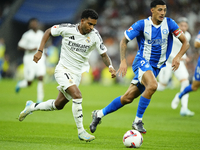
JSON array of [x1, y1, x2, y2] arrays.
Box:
[[0, 0, 200, 86]]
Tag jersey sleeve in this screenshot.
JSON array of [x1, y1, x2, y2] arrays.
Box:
[[195, 30, 200, 42], [124, 20, 144, 41], [18, 33, 28, 49], [168, 18, 182, 38], [51, 24, 69, 37], [94, 31, 107, 54]]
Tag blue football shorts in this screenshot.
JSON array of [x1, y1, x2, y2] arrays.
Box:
[[131, 55, 160, 93], [193, 56, 200, 81]]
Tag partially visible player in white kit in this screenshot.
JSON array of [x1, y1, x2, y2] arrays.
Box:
[[18, 9, 116, 142], [16, 18, 46, 103], [157, 17, 194, 116], [171, 30, 200, 115]]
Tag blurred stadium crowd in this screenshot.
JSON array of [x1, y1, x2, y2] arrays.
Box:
[[0, 0, 200, 87]]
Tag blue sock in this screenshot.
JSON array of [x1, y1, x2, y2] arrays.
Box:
[[102, 96, 123, 116], [136, 96, 150, 118], [179, 84, 193, 99]]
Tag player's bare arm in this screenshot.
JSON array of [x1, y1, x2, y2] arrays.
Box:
[[33, 28, 51, 63], [172, 33, 190, 71], [100, 53, 116, 78], [117, 36, 129, 77], [194, 41, 200, 48]]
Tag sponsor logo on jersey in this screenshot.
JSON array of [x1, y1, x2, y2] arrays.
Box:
[[148, 39, 167, 45], [128, 27, 133, 32], [86, 37, 91, 43], [68, 41, 90, 52]]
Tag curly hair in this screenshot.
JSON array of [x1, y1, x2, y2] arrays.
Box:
[[81, 9, 98, 20]]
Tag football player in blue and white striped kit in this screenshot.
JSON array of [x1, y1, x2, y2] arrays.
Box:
[[172, 30, 200, 113], [90, 0, 190, 134]]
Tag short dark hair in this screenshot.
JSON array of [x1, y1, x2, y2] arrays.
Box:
[[150, 0, 166, 8], [28, 18, 38, 24], [81, 9, 98, 20]]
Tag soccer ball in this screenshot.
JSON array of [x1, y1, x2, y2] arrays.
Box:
[[123, 130, 143, 148]]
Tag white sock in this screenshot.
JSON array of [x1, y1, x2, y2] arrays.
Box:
[[180, 80, 189, 110], [31, 99, 57, 111], [72, 98, 84, 134], [37, 81, 44, 102], [97, 110, 104, 118], [134, 116, 142, 123], [157, 82, 166, 91], [18, 79, 28, 88]]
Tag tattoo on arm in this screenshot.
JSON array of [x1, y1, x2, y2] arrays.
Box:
[[101, 53, 112, 67], [120, 36, 128, 61]]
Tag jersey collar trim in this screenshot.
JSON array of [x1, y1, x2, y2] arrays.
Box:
[[148, 16, 165, 28]]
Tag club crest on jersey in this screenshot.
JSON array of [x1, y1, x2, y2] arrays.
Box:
[[128, 27, 133, 32], [162, 29, 168, 34], [86, 37, 91, 43]]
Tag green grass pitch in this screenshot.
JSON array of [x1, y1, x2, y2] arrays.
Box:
[[0, 79, 200, 150]]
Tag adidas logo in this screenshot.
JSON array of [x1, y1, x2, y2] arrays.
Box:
[[69, 36, 75, 40]]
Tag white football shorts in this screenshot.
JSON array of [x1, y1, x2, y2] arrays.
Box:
[[158, 61, 189, 84], [23, 53, 46, 81], [54, 63, 82, 100]]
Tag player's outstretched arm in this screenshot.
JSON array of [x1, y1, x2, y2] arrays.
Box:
[[33, 28, 51, 63], [194, 41, 200, 48], [172, 33, 190, 71], [116, 36, 129, 77], [100, 53, 116, 78]]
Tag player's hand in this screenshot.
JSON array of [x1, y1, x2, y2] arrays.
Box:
[[172, 56, 180, 71], [116, 60, 127, 77], [109, 67, 116, 78], [33, 51, 42, 63]]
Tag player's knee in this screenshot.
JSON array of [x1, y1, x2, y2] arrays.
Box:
[[192, 86, 198, 91], [146, 82, 157, 94], [27, 81, 32, 86], [37, 76, 43, 81]]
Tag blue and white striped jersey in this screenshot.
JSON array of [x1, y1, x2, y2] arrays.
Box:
[[125, 16, 180, 69]]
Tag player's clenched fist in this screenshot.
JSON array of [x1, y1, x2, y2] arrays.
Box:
[[33, 51, 42, 63]]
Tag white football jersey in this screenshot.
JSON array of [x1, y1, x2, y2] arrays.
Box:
[[18, 29, 44, 56], [51, 23, 107, 73], [169, 31, 191, 59]]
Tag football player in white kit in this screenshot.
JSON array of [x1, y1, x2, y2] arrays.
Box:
[[16, 18, 46, 103], [18, 9, 116, 142], [171, 30, 200, 116], [157, 17, 194, 116]]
